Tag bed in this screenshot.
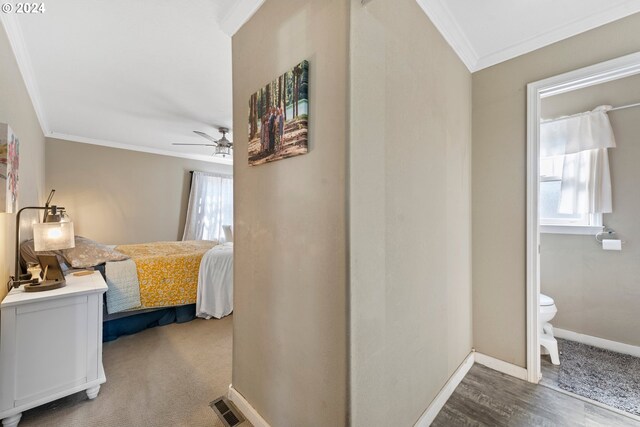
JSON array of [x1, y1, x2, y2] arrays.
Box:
[[196, 242, 233, 319], [105, 240, 234, 338], [20, 237, 233, 340], [112, 240, 217, 310]]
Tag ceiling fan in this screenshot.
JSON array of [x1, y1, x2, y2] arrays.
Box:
[[172, 127, 233, 157]]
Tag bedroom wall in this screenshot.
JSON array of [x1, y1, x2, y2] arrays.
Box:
[[472, 12, 640, 367], [231, 0, 349, 425], [45, 138, 231, 245], [540, 75, 640, 347], [349, 0, 472, 425], [0, 23, 46, 300]]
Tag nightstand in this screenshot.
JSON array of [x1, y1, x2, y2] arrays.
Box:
[[0, 271, 108, 427]]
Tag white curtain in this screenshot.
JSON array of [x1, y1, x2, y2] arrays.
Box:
[[182, 172, 233, 241], [540, 105, 616, 214]]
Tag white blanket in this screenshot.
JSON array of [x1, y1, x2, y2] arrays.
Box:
[[105, 259, 141, 314], [197, 243, 233, 319]]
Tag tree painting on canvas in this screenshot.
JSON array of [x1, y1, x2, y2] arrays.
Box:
[[247, 60, 309, 166], [0, 123, 19, 213]]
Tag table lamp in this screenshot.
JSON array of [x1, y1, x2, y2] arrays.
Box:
[[9, 204, 75, 292]]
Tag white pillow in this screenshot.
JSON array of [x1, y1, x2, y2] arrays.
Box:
[[222, 225, 233, 243]]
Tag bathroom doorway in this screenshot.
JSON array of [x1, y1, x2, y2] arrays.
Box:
[[527, 51, 640, 420]]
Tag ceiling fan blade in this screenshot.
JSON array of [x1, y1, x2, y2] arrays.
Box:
[[193, 130, 220, 144], [172, 143, 217, 146]]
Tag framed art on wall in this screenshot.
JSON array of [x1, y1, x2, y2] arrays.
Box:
[[0, 123, 19, 213], [247, 60, 309, 166]]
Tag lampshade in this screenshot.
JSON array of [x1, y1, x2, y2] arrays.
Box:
[[33, 222, 75, 252]]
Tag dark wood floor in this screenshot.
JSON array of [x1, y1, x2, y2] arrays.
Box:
[[432, 364, 640, 426]]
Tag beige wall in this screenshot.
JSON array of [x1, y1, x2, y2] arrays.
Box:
[[349, 0, 472, 425], [0, 24, 46, 300], [540, 74, 640, 347], [231, 0, 349, 425], [45, 138, 231, 245], [473, 13, 640, 367]]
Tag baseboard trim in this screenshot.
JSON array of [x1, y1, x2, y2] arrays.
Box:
[[228, 342, 639, 425], [474, 352, 528, 381], [414, 352, 475, 426], [227, 385, 271, 427], [228, 352, 529, 427], [554, 328, 640, 358]]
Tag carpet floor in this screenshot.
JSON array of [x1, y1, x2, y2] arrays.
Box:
[[19, 316, 237, 427], [541, 338, 640, 417]]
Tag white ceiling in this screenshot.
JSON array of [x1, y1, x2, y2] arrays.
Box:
[[417, 0, 640, 71], [2, 0, 639, 163], [1, 0, 264, 164]]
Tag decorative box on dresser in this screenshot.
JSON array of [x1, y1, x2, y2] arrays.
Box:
[[0, 271, 107, 427]]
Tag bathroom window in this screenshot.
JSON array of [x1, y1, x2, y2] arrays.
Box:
[[539, 155, 603, 234], [539, 105, 615, 235]]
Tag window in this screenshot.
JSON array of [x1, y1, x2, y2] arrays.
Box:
[[539, 124, 606, 235], [539, 178, 603, 234], [538, 106, 615, 235], [182, 172, 233, 241]]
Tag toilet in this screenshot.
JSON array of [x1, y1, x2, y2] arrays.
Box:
[[540, 293, 560, 365]]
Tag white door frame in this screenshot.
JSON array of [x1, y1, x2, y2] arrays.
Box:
[[525, 51, 640, 384]]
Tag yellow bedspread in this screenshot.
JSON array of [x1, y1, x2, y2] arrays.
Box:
[[115, 240, 217, 308]]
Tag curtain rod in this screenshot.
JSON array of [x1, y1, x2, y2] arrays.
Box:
[[610, 101, 640, 112], [542, 101, 640, 124], [189, 170, 232, 177]]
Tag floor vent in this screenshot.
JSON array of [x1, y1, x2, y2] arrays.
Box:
[[210, 396, 245, 427]]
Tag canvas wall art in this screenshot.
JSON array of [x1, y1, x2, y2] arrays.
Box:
[[248, 60, 309, 166], [0, 123, 19, 213]]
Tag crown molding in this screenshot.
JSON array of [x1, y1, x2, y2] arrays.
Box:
[[416, 0, 640, 73], [474, 1, 640, 71], [47, 132, 233, 165], [0, 13, 49, 133], [415, 0, 479, 72], [219, 0, 266, 37]]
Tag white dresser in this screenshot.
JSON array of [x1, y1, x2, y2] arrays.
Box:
[[0, 271, 107, 427]]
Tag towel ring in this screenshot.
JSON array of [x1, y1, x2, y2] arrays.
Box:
[[595, 228, 613, 243], [595, 227, 625, 244]]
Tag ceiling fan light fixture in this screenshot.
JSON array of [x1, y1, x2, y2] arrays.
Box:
[[213, 127, 232, 157], [172, 126, 233, 158], [214, 145, 232, 157]]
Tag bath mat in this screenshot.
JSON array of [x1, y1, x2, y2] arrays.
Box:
[[556, 338, 640, 416]]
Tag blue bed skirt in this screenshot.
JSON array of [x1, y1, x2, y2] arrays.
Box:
[[103, 304, 196, 342]]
